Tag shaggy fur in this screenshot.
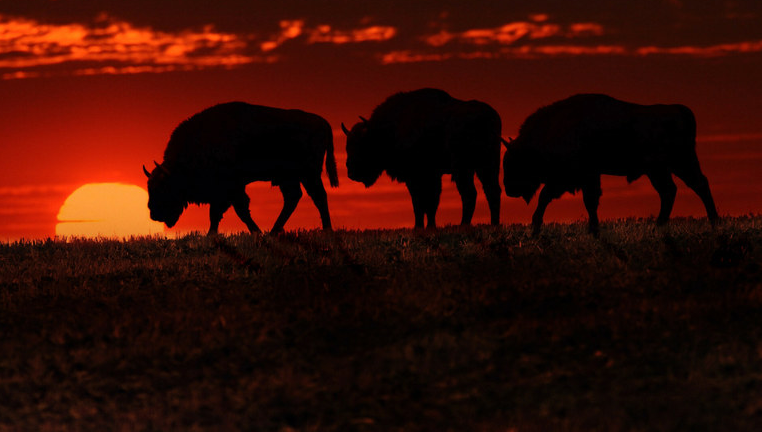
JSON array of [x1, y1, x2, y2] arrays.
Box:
[[343, 88, 503, 228], [145, 102, 339, 234], [503, 94, 719, 235]]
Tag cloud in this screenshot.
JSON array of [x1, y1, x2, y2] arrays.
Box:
[[261, 20, 396, 51], [261, 20, 305, 52], [528, 45, 626, 56], [391, 18, 616, 64], [423, 19, 604, 48], [2, 11, 759, 76], [380, 51, 451, 64], [637, 40, 762, 56], [0, 13, 260, 75], [381, 14, 762, 64], [308, 24, 396, 44], [0, 13, 399, 78], [1, 70, 42, 80], [0, 185, 76, 201], [568, 23, 604, 37], [458, 22, 562, 45], [384, 29, 762, 64], [380, 45, 627, 64], [380, 38, 762, 64]]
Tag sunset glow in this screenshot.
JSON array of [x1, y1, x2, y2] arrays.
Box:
[[0, 1, 760, 240], [55, 183, 164, 238]]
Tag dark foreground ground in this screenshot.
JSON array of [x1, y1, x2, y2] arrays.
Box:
[[1, 217, 761, 431]]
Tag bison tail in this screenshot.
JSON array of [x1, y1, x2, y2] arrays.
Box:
[[325, 137, 339, 188]]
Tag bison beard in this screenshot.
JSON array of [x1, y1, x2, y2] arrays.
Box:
[[343, 88, 503, 229], [503, 93, 719, 235], [144, 102, 339, 234]]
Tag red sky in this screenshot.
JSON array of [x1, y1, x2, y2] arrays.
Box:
[[1, 0, 761, 240]]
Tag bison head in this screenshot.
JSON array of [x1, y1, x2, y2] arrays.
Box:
[[143, 162, 185, 228], [502, 144, 542, 204], [343, 119, 385, 187]]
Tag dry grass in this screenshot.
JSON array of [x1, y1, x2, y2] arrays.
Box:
[[1, 217, 761, 431]]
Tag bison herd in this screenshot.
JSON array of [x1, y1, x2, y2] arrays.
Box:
[[144, 89, 719, 235]]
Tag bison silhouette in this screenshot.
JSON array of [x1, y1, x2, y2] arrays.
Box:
[[342, 88, 503, 229], [143, 102, 339, 234], [503, 93, 719, 235]]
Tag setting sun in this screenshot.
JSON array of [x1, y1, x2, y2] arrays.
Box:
[[56, 183, 164, 238]]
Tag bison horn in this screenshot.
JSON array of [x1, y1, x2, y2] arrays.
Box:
[[143, 165, 151, 178], [359, 116, 369, 123], [341, 123, 350, 136], [154, 161, 169, 175]]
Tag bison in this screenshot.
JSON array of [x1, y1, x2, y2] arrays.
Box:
[[342, 88, 503, 229], [503, 93, 719, 235], [143, 102, 339, 234]]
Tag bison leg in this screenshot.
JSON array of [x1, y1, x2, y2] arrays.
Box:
[[208, 201, 232, 235], [672, 162, 719, 223], [646, 171, 677, 225], [454, 172, 477, 226], [476, 167, 502, 225], [532, 185, 563, 236], [271, 182, 303, 233], [426, 176, 442, 229], [406, 177, 440, 229], [302, 175, 332, 230], [406, 183, 425, 229], [582, 177, 603, 235], [232, 191, 261, 234]]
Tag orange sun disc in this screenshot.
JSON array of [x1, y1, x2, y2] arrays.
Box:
[[56, 183, 165, 238]]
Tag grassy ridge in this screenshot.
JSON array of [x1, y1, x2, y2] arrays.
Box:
[[1, 217, 761, 431]]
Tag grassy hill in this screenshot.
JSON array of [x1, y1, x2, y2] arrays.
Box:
[[1, 217, 761, 430]]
